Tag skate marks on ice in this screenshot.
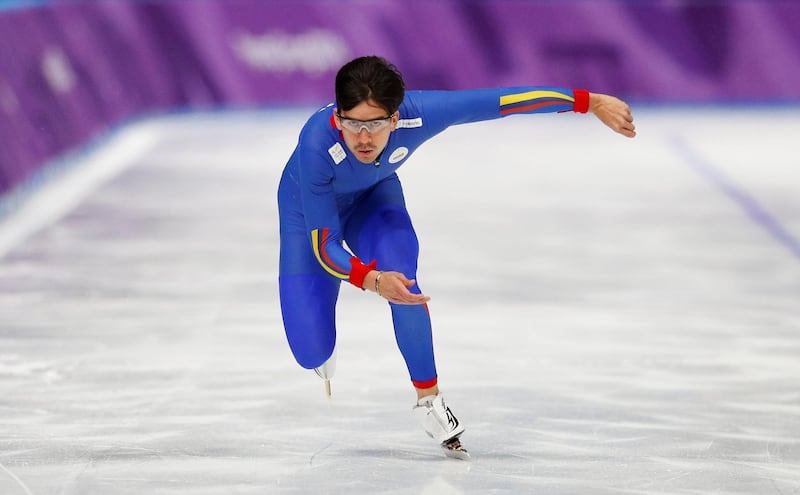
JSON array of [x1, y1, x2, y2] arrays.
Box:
[[0, 108, 799, 494]]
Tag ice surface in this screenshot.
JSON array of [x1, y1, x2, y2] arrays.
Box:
[[0, 107, 799, 494]]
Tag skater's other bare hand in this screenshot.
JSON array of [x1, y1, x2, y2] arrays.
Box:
[[368, 270, 430, 305], [589, 93, 636, 138]]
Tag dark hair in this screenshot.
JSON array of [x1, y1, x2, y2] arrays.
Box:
[[335, 56, 405, 114]]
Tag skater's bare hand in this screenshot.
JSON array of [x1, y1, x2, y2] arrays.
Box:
[[589, 93, 636, 138], [367, 270, 430, 305]]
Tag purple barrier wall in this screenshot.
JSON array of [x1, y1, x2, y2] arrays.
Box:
[[2, 0, 799, 199]]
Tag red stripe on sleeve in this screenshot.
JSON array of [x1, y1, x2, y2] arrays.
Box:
[[500, 100, 568, 115], [320, 228, 347, 274]]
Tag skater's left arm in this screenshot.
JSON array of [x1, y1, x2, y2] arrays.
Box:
[[410, 88, 636, 137]]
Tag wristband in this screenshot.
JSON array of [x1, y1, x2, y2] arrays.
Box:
[[349, 257, 377, 289], [573, 89, 590, 114]]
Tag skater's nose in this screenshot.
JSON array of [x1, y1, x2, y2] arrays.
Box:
[[357, 128, 371, 144]]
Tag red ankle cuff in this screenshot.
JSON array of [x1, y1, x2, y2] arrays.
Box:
[[413, 377, 438, 390]]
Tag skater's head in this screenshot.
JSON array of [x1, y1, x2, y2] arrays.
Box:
[[334, 56, 405, 164], [335, 55, 405, 115]]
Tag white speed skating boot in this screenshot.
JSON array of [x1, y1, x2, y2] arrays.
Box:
[[413, 393, 469, 460]]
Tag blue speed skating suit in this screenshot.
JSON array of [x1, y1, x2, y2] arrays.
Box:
[[278, 87, 588, 388]]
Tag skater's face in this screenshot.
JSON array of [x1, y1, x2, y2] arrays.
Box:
[[335, 99, 398, 164]]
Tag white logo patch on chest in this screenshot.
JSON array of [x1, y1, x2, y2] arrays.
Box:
[[388, 147, 409, 164], [396, 118, 422, 129], [328, 142, 346, 164]]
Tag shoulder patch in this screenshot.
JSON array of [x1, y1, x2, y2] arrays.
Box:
[[388, 147, 409, 164], [328, 142, 346, 164], [396, 118, 423, 129]]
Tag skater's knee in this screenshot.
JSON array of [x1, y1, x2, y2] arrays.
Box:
[[291, 343, 334, 369]]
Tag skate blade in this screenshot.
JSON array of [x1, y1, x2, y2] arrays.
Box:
[[441, 438, 471, 460]]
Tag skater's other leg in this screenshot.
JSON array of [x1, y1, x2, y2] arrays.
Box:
[[345, 176, 467, 455], [279, 231, 341, 370], [344, 179, 437, 390], [279, 273, 340, 369]]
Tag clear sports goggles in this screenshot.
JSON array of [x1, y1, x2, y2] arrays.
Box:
[[336, 112, 395, 133]]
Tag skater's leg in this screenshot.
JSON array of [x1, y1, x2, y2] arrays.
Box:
[[279, 230, 340, 369], [345, 175, 467, 454], [344, 175, 438, 389]]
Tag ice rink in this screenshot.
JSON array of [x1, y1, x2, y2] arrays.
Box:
[[1, 106, 799, 494]]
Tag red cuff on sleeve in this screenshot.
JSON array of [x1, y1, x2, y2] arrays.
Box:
[[349, 257, 377, 289], [573, 89, 590, 114]]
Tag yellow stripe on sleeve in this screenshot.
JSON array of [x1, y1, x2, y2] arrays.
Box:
[[500, 90, 574, 106], [311, 229, 349, 280]]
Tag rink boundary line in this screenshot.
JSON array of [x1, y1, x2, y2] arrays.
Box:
[[0, 107, 316, 260], [670, 134, 800, 263], [0, 461, 34, 495], [0, 121, 159, 260]]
